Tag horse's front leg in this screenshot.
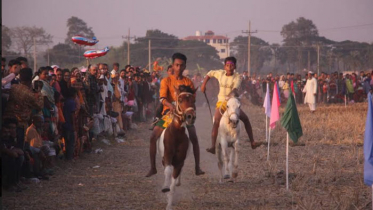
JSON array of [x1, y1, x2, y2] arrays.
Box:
[[232, 140, 240, 179], [167, 162, 184, 210], [220, 136, 230, 179], [162, 148, 174, 193], [162, 164, 173, 193], [216, 143, 224, 183]]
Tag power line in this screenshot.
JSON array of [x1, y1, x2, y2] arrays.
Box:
[[257, 22, 373, 33]]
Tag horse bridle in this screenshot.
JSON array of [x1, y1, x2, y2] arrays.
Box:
[[221, 97, 239, 124], [174, 92, 196, 124]]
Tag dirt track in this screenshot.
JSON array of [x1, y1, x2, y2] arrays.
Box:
[[2, 103, 371, 210]]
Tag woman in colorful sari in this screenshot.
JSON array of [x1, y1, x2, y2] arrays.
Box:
[[39, 67, 57, 138]]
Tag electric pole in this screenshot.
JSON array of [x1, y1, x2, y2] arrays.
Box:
[[224, 34, 229, 57], [242, 21, 257, 76], [148, 40, 151, 72], [317, 44, 320, 76], [33, 37, 36, 72], [122, 28, 136, 65], [47, 48, 50, 66]]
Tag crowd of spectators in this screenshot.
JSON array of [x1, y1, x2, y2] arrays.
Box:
[[238, 70, 373, 105], [1, 57, 160, 192]]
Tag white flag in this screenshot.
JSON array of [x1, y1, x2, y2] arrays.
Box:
[[263, 83, 271, 118]]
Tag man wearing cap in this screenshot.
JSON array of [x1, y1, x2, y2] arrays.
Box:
[[303, 71, 318, 112]]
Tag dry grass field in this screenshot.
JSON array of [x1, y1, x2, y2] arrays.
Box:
[[2, 100, 370, 210]]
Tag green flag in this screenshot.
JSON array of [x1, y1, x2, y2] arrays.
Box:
[[280, 91, 303, 143]]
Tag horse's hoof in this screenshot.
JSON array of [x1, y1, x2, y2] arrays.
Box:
[[162, 187, 170, 193], [224, 174, 230, 179], [145, 168, 157, 177], [232, 172, 238, 178], [176, 182, 181, 187]]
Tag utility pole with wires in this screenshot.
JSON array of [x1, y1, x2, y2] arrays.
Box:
[[122, 28, 136, 65], [33, 37, 37, 72], [317, 44, 320, 76], [242, 21, 257, 76], [148, 40, 151, 72]]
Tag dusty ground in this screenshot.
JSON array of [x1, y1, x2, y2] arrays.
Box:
[[2, 101, 371, 210]]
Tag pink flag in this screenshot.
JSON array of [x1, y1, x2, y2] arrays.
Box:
[[270, 82, 280, 129]]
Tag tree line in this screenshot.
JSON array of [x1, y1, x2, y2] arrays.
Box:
[[2, 16, 372, 75]]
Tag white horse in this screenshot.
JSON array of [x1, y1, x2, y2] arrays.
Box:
[[216, 97, 241, 182]]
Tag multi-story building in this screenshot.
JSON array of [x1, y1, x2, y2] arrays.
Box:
[[183, 30, 229, 60]]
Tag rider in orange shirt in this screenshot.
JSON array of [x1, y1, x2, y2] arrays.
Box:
[[145, 53, 205, 177]]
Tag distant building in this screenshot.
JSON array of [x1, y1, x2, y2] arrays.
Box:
[[183, 30, 229, 60]]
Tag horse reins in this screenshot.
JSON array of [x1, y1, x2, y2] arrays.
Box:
[[174, 92, 195, 124]]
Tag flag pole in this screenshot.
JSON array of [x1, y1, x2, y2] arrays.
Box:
[[267, 128, 271, 161], [286, 132, 289, 190], [266, 116, 268, 142]]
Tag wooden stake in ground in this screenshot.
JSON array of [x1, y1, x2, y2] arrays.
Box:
[[345, 94, 347, 107], [265, 116, 268, 142], [286, 132, 289, 190], [267, 127, 271, 161]]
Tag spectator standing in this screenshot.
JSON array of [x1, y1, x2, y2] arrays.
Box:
[[303, 71, 318, 113], [4, 68, 44, 149], [62, 88, 77, 160]]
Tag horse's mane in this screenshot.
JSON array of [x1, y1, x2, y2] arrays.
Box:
[[178, 85, 194, 94], [227, 90, 239, 98]]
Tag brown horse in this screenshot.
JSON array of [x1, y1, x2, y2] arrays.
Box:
[[157, 85, 196, 210]]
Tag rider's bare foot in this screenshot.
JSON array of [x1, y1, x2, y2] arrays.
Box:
[[145, 168, 157, 177], [206, 147, 215, 154], [250, 141, 259, 149], [195, 167, 205, 176]]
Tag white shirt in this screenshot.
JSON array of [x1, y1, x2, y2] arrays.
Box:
[[2, 73, 15, 89], [303, 77, 317, 104], [207, 70, 241, 102]]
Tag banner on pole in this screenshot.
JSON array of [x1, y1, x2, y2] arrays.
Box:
[[281, 91, 303, 143]]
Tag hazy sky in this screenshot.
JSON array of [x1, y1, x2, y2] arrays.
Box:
[[3, 0, 373, 49]]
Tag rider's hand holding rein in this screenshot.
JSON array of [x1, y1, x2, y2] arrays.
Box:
[[163, 99, 176, 112]]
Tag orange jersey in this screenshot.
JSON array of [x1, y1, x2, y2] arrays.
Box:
[[159, 75, 195, 114]]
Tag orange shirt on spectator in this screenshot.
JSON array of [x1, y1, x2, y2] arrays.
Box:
[[26, 124, 43, 148]]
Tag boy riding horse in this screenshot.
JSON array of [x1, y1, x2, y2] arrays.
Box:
[[201, 57, 258, 154], [145, 53, 205, 177]]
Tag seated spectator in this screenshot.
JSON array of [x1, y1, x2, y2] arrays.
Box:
[[25, 115, 50, 180], [41, 117, 57, 169], [1, 118, 26, 192]]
